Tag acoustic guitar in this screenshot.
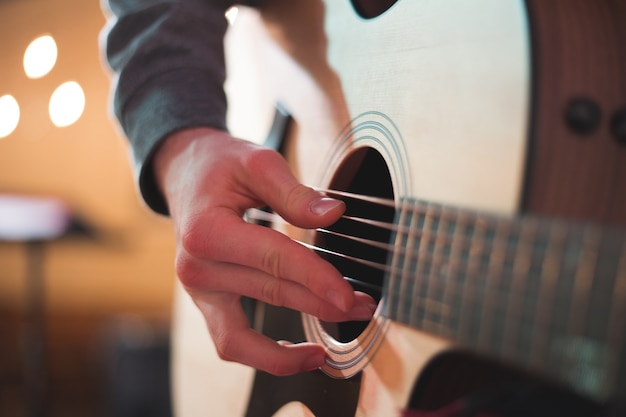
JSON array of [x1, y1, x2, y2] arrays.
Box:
[[171, 1, 626, 416]]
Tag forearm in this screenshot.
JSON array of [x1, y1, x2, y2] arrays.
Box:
[[101, 0, 258, 213]]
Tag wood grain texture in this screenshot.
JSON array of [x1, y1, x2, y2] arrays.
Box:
[[523, 0, 626, 226]]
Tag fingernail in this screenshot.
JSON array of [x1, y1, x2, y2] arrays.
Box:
[[304, 353, 326, 371], [310, 197, 343, 216], [326, 289, 350, 312], [349, 304, 376, 321]]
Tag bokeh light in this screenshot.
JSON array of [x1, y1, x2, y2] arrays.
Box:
[[0, 94, 20, 138], [49, 81, 85, 127], [23, 34, 58, 79]]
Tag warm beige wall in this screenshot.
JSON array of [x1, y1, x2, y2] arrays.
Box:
[[0, 0, 176, 316]]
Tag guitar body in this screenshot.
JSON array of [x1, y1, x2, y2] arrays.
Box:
[[172, 1, 626, 416]]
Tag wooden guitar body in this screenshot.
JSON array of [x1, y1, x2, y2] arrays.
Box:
[[172, 1, 626, 416]]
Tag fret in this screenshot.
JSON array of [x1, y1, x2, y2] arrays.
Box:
[[420, 203, 450, 329], [477, 216, 508, 351], [380, 195, 625, 402], [606, 239, 626, 343], [382, 197, 411, 319], [549, 224, 579, 342], [399, 199, 423, 325], [501, 217, 536, 362], [529, 220, 568, 367], [607, 242, 626, 396], [456, 211, 490, 346], [404, 202, 444, 327], [438, 206, 465, 340], [568, 225, 602, 335], [587, 231, 623, 341]]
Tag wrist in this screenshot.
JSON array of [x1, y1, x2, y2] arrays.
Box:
[[153, 127, 225, 199]]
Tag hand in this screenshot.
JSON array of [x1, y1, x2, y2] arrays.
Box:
[[154, 127, 376, 376]]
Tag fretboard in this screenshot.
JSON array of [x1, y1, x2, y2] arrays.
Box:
[[382, 197, 626, 403]]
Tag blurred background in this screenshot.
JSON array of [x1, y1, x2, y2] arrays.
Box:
[[0, 0, 177, 416]]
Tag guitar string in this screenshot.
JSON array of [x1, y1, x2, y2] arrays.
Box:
[[245, 207, 622, 316], [246, 207, 563, 268], [248, 207, 504, 253], [247, 209, 554, 334], [315, 186, 509, 225], [246, 204, 626, 362], [246, 207, 530, 299], [251, 192, 624, 380]]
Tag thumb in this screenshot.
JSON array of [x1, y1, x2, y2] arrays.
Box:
[[282, 185, 346, 228], [245, 149, 345, 228]]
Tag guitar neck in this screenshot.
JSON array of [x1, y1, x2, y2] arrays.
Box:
[[382, 197, 626, 402]]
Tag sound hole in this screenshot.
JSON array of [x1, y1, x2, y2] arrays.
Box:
[[316, 147, 395, 343], [351, 0, 398, 19]]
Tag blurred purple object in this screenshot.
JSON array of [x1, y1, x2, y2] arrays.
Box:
[[0, 194, 70, 241]]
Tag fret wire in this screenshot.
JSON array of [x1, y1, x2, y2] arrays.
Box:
[[380, 224, 624, 340], [323, 194, 625, 398], [248, 207, 543, 267], [253, 199, 624, 376], [307, 213, 620, 342], [406, 203, 434, 327], [400, 200, 423, 326], [247, 207, 391, 250], [440, 207, 466, 339], [383, 198, 411, 319], [456, 212, 489, 344], [529, 220, 568, 367], [607, 241, 626, 383], [415, 203, 449, 329], [477, 215, 509, 351], [608, 240, 626, 343], [502, 217, 536, 360], [568, 225, 602, 335], [423, 206, 452, 333], [341, 203, 505, 244]]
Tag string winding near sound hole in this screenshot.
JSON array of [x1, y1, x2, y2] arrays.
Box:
[[302, 111, 411, 377], [316, 148, 395, 343]]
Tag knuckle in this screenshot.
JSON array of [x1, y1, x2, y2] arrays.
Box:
[[212, 333, 236, 363], [179, 214, 220, 259], [180, 227, 210, 257], [180, 223, 205, 258], [261, 247, 283, 278], [174, 252, 202, 288], [282, 182, 309, 212], [260, 279, 285, 307]]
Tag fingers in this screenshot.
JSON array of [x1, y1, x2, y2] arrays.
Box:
[[178, 250, 376, 322], [194, 294, 328, 375], [237, 147, 345, 229], [156, 131, 372, 375], [180, 208, 357, 312]]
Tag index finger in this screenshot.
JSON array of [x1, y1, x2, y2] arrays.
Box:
[[182, 209, 355, 312]]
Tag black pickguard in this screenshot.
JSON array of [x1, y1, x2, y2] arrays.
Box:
[[244, 304, 361, 417]]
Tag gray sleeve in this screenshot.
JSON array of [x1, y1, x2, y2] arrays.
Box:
[[102, 0, 260, 214]]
